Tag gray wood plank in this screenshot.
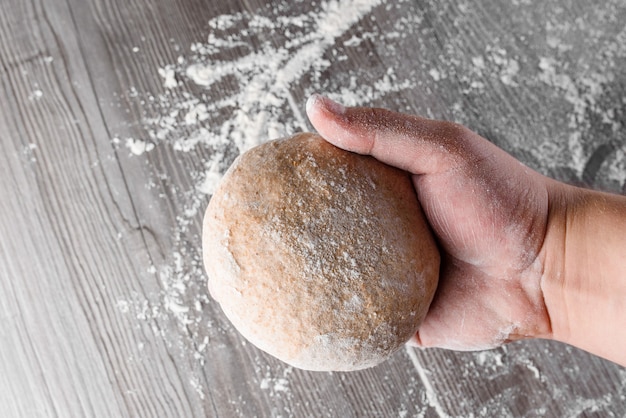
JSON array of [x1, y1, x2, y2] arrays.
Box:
[[0, 0, 624, 416]]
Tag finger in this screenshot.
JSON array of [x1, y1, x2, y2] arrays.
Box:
[[306, 94, 483, 175]]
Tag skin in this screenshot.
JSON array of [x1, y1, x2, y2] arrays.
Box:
[[306, 94, 626, 367]]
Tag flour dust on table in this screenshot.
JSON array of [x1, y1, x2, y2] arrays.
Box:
[[111, 0, 425, 403], [110, 0, 626, 413]]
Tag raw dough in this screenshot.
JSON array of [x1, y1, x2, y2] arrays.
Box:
[[203, 133, 439, 371]]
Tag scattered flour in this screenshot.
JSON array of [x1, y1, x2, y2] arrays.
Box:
[[196, 168, 223, 196], [28, 89, 43, 101], [429, 68, 442, 81], [124, 138, 155, 155], [113, 0, 423, 406], [110, 0, 626, 413], [607, 148, 626, 186], [405, 346, 452, 418], [260, 377, 289, 393], [158, 66, 178, 89]]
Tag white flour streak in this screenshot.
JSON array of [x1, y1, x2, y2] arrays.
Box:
[[184, 0, 384, 152], [405, 346, 451, 418], [133, 0, 419, 167]]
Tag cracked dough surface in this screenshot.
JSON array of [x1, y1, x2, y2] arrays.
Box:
[[203, 133, 439, 371]]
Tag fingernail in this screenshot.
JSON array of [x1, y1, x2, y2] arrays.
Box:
[[306, 93, 345, 115], [324, 96, 346, 115], [305, 93, 320, 113]]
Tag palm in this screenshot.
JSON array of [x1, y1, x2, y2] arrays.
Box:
[[412, 149, 550, 349]]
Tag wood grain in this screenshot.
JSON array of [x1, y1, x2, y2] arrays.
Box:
[[0, 0, 624, 416]]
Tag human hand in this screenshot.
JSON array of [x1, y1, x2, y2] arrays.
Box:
[[306, 94, 553, 351]]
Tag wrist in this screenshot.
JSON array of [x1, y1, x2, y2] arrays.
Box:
[[538, 181, 577, 344], [540, 180, 626, 365]]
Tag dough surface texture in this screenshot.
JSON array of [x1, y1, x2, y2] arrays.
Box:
[[203, 133, 439, 371]]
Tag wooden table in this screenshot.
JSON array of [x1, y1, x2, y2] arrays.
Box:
[[1, 0, 625, 416]]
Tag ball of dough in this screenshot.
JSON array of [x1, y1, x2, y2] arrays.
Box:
[[203, 133, 439, 371]]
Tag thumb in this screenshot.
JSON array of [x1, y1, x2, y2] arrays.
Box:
[[306, 94, 480, 175]]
